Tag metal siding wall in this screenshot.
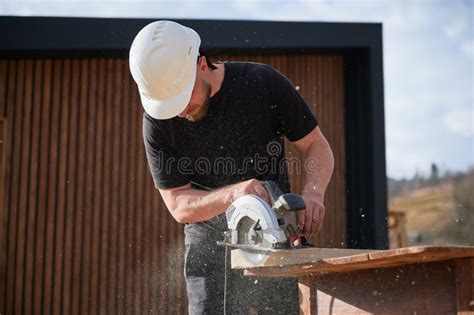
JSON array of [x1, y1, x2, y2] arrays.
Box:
[[0, 58, 186, 314], [0, 54, 345, 313], [0, 116, 6, 311], [287, 55, 346, 248]]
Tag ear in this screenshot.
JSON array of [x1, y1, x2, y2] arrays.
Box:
[[197, 56, 208, 72]]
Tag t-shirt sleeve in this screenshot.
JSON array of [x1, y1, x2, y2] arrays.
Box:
[[270, 67, 319, 142], [142, 113, 190, 189]]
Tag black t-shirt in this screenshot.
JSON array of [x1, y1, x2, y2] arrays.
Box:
[[143, 62, 318, 242]]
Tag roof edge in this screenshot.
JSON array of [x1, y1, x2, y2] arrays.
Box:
[[1, 16, 382, 52]]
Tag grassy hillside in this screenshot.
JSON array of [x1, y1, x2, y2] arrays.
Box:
[[389, 180, 472, 246]]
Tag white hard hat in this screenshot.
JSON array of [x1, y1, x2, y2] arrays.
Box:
[[129, 20, 201, 119]]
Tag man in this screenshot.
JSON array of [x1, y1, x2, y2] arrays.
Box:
[[129, 20, 334, 314]]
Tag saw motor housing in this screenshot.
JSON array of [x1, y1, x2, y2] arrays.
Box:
[[220, 181, 307, 251]]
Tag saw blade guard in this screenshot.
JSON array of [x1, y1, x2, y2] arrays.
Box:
[[226, 195, 287, 246]]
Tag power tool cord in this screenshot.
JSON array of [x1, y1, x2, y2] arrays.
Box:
[[224, 244, 229, 315]]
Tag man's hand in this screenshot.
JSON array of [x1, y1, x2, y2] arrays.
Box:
[[297, 193, 326, 235], [231, 179, 271, 204], [290, 126, 334, 236]]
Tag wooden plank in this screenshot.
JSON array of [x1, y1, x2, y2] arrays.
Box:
[[117, 58, 130, 312], [89, 57, 105, 315], [70, 58, 88, 315], [31, 60, 51, 313], [156, 119, 168, 313], [125, 71, 139, 313], [15, 60, 33, 314], [98, 58, 113, 313], [150, 184, 161, 313], [51, 58, 70, 315], [0, 118, 7, 313], [454, 258, 474, 313], [80, 57, 96, 315], [134, 67, 145, 315], [238, 246, 474, 278], [330, 55, 345, 248], [233, 247, 374, 269], [23, 59, 40, 315], [285, 55, 345, 248], [298, 276, 316, 315], [41, 60, 63, 314], [3, 59, 17, 315], [104, 57, 115, 314], [0, 60, 8, 313], [142, 95, 152, 314], [60, 58, 80, 315], [107, 58, 122, 314], [302, 259, 458, 314], [0, 60, 7, 116]]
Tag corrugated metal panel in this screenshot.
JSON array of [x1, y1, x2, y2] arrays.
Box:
[[0, 116, 6, 312], [287, 55, 346, 248], [0, 58, 186, 314], [0, 54, 344, 313]]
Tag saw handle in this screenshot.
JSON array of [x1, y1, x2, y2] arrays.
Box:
[[261, 181, 306, 211], [260, 181, 283, 205], [274, 193, 306, 211]]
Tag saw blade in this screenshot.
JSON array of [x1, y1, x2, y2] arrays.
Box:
[[237, 216, 272, 265], [239, 247, 270, 265], [237, 217, 260, 245]]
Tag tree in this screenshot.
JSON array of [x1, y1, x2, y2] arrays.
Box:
[[451, 170, 474, 244], [429, 163, 440, 185]]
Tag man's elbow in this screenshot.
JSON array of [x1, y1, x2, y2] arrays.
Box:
[[327, 141, 335, 165], [325, 142, 335, 174], [169, 204, 202, 224], [158, 184, 193, 224], [167, 205, 189, 224], [313, 136, 334, 161]]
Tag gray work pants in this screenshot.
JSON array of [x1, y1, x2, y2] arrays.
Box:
[[184, 239, 299, 314]]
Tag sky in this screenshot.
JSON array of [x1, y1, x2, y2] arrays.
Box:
[[1, 0, 473, 180]]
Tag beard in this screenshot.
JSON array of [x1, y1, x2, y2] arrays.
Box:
[[185, 79, 212, 122]]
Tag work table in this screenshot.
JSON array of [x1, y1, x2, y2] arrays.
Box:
[[232, 245, 474, 314]]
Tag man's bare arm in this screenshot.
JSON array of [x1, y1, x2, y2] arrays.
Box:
[[158, 179, 270, 224], [292, 126, 335, 235]]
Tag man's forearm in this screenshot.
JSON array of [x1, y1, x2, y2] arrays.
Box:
[[302, 137, 335, 199], [294, 134, 334, 235], [160, 179, 269, 224], [169, 185, 235, 223]]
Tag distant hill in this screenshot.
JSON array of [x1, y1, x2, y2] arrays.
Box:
[[388, 167, 474, 246], [389, 181, 456, 245]]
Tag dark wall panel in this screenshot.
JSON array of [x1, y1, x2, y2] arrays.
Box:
[[0, 54, 345, 313]]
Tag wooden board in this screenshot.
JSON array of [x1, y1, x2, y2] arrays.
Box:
[[232, 247, 374, 269], [299, 259, 464, 314], [230, 245, 474, 278]]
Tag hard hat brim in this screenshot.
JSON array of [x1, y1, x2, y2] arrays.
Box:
[[138, 25, 200, 120], [139, 67, 195, 120]]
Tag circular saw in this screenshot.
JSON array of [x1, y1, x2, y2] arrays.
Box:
[[217, 181, 310, 265]]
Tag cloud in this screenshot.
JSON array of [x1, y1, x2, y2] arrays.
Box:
[[443, 108, 474, 137], [443, 18, 470, 41], [460, 40, 473, 59]]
